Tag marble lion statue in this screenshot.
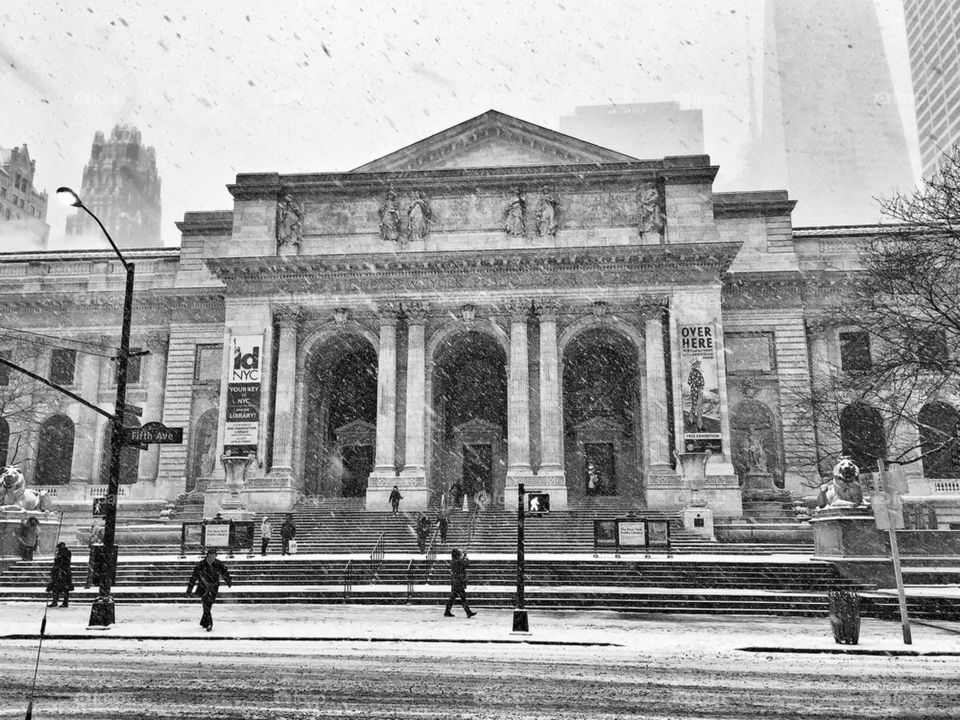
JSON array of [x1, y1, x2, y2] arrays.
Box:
[[817, 456, 865, 508], [0, 466, 52, 512]]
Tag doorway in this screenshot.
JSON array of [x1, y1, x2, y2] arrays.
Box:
[[341, 445, 374, 497], [462, 444, 493, 501], [584, 442, 616, 495]]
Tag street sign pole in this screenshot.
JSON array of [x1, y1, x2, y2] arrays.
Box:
[[877, 458, 912, 645], [512, 482, 529, 633]]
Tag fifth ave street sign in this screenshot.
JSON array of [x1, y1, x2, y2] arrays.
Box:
[[122, 421, 183, 445]]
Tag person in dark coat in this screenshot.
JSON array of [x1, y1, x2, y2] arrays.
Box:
[[389, 486, 403, 516], [437, 507, 450, 545], [280, 514, 296, 556], [46, 542, 74, 608], [18, 517, 40, 561], [415, 513, 431, 553], [444, 548, 476, 618], [186, 548, 232, 631]]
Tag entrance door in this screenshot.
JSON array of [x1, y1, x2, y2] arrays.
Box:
[[462, 444, 493, 501], [341, 445, 374, 497], [584, 442, 616, 495]]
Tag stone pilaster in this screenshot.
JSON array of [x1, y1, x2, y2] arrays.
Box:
[[504, 299, 543, 507], [367, 303, 401, 509], [399, 301, 429, 508], [641, 300, 672, 470], [269, 307, 299, 477], [71, 348, 103, 483]]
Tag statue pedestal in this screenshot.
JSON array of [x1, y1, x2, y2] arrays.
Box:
[[682, 506, 715, 540], [809, 507, 884, 557], [741, 471, 792, 521], [203, 454, 256, 521]]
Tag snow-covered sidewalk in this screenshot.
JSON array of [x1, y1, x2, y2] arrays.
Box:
[[0, 602, 957, 655]]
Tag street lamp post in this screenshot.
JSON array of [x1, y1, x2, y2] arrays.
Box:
[[57, 187, 134, 628]]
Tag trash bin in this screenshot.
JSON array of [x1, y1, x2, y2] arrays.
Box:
[[828, 590, 861, 645]]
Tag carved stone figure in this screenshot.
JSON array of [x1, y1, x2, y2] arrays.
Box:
[[0, 466, 52, 512], [535, 186, 559, 237], [379, 191, 402, 242], [739, 426, 767, 473], [638, 184, 665, 236], [504, 188, 526, 237], [276, 194, 304, 249], [817, 456, 866, 508], [407, 191, 431, 241]]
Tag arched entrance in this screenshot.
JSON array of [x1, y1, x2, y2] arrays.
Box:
[[35, 415, 74, 485], [303, 334, 378, 497], [431, 331, 508, 508], [99, 417, 142, 485], [562, 328, 641, 500]]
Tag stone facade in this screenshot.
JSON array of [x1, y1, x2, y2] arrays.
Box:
[[2, 111, 959, 523]]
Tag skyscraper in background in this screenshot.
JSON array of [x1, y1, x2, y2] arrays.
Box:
[[759, 0, 915, 226], [903, 0, 960, 178], [65, 125, 162, 249], [559, 103, 705, 160]]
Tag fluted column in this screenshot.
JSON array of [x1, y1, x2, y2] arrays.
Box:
[[507, 299, 533, 475], [642, 301, 671, 469], [141, 334, 169, 482], [372, 305, 399, 475], [269, 307, 299, 476], [537, 301, 563, 473], [401, 302, 427, 480]]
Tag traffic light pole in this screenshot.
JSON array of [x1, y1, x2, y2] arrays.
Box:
[[512, 482, 529, 633]]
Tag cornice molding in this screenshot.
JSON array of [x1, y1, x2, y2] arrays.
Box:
[[207, 243, 742, 295]]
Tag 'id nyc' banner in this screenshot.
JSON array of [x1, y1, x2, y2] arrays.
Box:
[[224, 334, 262, 455]]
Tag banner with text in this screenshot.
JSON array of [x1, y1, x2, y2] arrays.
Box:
[[679, 324, 722, 453], [224, 333, 262, 456]]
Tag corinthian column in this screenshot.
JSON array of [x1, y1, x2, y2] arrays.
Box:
[[396, 301, 429, 509], [269, 307, 299, 476], [537, 301, 563, 473], [506, 299, 533, 476], [372, 305, 399, 475]]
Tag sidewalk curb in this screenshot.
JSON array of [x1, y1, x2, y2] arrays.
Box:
[[739, 646, 960, 657], [0, 633, 622, 647]]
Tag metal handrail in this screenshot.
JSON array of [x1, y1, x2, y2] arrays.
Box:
[[369, 532, 386, 583], [404, 558, 415, 604], [423, 525, 439, 582], [342, 559, 352, 603], [465, 507, 482, 549]]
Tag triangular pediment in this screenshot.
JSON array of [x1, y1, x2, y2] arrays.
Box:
[[352, 110, 638, 173]]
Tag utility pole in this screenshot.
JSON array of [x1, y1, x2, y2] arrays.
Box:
[[877, 458, 912, 645]]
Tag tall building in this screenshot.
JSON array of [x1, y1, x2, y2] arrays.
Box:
[[0, 144, 49, 249], [903, 0, 960, 178], [759, 0, 915, 225], [559, 103, 704, 160], [65, 125, 162, 248]]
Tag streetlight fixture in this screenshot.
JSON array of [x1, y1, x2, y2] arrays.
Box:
[[58, 186, 134, 628]]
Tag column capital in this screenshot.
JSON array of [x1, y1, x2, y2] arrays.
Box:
[[504, 298, 532, 323], [376, 301, 401, 325], [402, 300, 429, 324], [638, 295, 669, 321], [274, 306, 303, 328], [533, 299, 562, 322]]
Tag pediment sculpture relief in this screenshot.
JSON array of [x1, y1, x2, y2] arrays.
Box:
[[535, 185, 559, 238], [638, 183, 666, 237], [504, 187, 526, 237], [407, 191, 432, 241], [379, 191, 402, 242]]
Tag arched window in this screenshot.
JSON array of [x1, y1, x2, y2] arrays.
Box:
[[0, 418, 9, 467], [35, 415, 74, 485], [839, 404, 885, 473], [99, 418, 141, 485], [919, 401, 960, 479]]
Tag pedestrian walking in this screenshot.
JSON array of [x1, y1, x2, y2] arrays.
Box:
[[416, 513, 430, 553], [260, 516, 272, 556], [186, 548, 232, 631], [438, 507, 450, 544], [46, 542, 73, 608], [280, 513, 296, 556], [389, 485, 403, 516], [444, 549, 476, 618], [17, 517, 40, 561], [84, 521, 104, 588]]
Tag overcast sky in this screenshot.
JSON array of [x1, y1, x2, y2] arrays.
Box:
[[1, 0, 918, 250]]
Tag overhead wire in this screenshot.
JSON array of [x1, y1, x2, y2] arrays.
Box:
[[0, 325, 120, 359]]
